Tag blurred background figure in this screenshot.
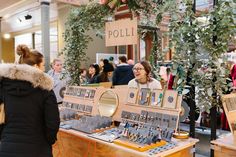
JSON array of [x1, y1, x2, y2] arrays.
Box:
[[48, 58, 69, 104], [88, 63, 100, 84], [79, 68, 88, 85], [127, 59, 134, 66], [112, 56, 134, 85], [96, 59, 114, 83]]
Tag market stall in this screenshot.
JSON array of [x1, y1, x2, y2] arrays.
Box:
[[53, 86, 198, 157]]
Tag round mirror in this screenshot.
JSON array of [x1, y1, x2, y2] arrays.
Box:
[[98, 90, 118, 117]]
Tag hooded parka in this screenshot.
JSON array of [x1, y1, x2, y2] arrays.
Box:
[[0, 64, 60, 157]]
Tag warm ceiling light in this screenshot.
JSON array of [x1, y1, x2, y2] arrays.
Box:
[[3, 33, 11, 39]]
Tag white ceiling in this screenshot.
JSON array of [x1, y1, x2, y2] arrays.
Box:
[[0, 0, 23, 11], [0, 0, 95, 33], [0, 0, 59, 33], [0, 0, 39, 18]]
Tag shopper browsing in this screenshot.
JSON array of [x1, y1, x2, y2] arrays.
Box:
[[0, 44, 60, 157], [128, 61, 162, 90], [48, 58, 69, 104]]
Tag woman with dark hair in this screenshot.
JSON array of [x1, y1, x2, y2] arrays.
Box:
[[96, 62, 114, 83], [0, 44, 60, 157], [88, 63, 100, 84], [128, 61, 162, 90]]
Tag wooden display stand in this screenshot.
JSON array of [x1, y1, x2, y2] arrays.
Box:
[[53, 129, 198, 157], [54, 85, 198, 157], [210, 93, 236, 156], [211, 133, 236, 157]]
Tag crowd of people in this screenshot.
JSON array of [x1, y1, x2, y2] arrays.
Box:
[[80, 56, 163, 91]]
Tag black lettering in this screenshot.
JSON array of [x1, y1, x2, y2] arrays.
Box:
[[120, 29, 124, 37], [131, 27, 134, 36], [125, 28, 130, 36], [108, 31, 112, 38], [113, 30, 119, 38]]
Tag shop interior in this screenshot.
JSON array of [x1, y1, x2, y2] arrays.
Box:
[[0, 0, 236, 157]]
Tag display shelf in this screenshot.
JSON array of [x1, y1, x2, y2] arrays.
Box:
[[126, 103, 181, 112], [211, 133, 236, 157], [113, 139, 167, 152], [56, 85, 198, 157], [222, 93, 236, 134]]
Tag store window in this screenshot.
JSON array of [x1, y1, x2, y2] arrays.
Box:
[[140, 39, 146, 61], [117, 45, 126, 54], [35, 27, 58, 62], [14, 33, 33, 62], [14, 28, 58, 63]]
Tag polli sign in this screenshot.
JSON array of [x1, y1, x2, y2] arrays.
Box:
[[105, 18, 138, 47]]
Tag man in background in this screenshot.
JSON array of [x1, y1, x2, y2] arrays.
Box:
[[112, 56, 134, 85], [48, 58, 69, 104]]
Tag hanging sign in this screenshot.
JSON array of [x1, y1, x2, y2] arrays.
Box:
[[56, 0, 89, 6], [105, 18, 137, 47]]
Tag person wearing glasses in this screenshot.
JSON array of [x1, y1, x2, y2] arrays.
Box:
[[128, 61, 162, 90]]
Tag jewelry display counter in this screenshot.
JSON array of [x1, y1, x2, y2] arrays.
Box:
[[53, 129, 198, 157], [211, 133, 236, 157], [54, 85, 198, 157]]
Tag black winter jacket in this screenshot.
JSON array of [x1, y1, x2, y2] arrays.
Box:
[[112, 64, 134, 85], [0, 64, 60, 157]]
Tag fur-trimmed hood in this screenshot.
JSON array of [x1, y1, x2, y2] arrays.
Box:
[[0, 63, 53, 91]]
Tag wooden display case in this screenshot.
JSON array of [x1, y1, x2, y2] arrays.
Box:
[[54, 85, 198, 157], [211, 133, 236, 157], [210, 93, 236, 156], [53, 129, 198, 157]]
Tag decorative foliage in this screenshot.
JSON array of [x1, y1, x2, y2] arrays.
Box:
[[62, 3, 111, 85], [159, 0, 236, 111], [63, 0, 235, 112]]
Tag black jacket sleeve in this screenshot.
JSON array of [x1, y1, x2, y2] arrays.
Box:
[[44, 90, 60, 145], [112, 69, 118, 85]]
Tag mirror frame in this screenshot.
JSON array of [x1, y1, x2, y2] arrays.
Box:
[[98, 90, 119, 117]]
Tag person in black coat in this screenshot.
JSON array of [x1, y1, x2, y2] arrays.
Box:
[[112, 56, 134, 85], [0, 45, 60, 157], [96, 60, 114, 83]]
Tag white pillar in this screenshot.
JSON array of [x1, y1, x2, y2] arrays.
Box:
[[41, 1, 50, 71]]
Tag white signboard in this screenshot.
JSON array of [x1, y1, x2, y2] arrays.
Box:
[[105, 18, 138, 47]]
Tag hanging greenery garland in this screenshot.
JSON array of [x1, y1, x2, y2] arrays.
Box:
[[63, 0, 164, 85], [62, 3, 111, 85], [63, 0, 236, 112]]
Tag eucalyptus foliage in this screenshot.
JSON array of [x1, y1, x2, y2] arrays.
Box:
[[62, 3, 111, 85], [155, 0, 236, 111], [63, 0, 235, 112]]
